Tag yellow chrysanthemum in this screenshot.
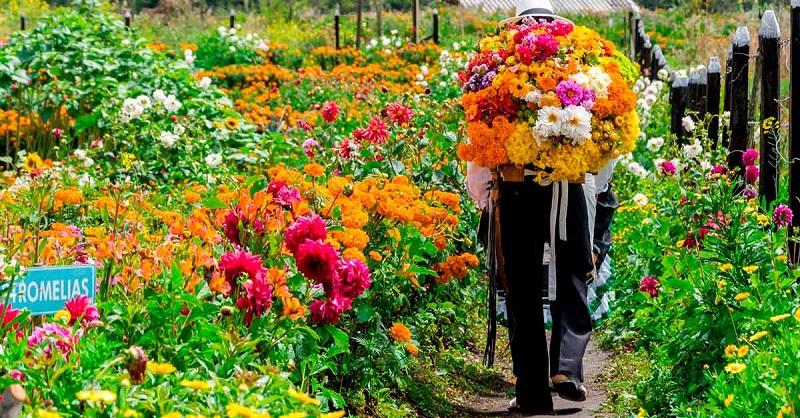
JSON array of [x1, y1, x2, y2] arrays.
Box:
[[749, 331, 768, 342], [180, 380, 211, 390], [724, 362, 746, 374], [777, 255, 788, 262], [287, 388, 320, 406], [53, 310, 71, 323], [737, 345, 749, 357], [320, 412, 346, 418], [717, 280, 727, 291], [147, 362, 177, 375], [724, 345, 737, 358], [770, 313, 791, 322], [719, 263, 733, 272], [76, 390, 116, 404], [278, 413, 305, 418], [734, 292, 750, 301], [162, 413, 182, 418], [37, 410, 62, 418], [724, 394, 734, 407], [742, 265, 758, 274]]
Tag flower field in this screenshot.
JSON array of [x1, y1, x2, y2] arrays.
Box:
[[2, 1, 799, 417]]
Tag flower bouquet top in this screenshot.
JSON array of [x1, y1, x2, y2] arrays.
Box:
[[457, 18, 640, 183]]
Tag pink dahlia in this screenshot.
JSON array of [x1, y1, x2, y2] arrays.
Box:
[[745, 165, 759, 184], [354, 117, 390, 145], [309, 297, 352, 325], [28, 323, 75, 357], [235, 276, 274, 326], [338, 138, 361, 159], [385, 102, 415, 126], [284, 213, 328, 255], [268, 181, 301, 209], [223, 210, 241, 246], [338, 258, 371, 299], [742, 149, 759, 166], [295, 239, 339, 284], [0, 304, 21, 338], [302, 138, 320, 158], [710, 165, 727, 175], [773, 204, 793, 228], [219, 250, 266, 294], [64, 295, 99, 326], [321, 101, 340, 123], [638, 276, 660, 298]]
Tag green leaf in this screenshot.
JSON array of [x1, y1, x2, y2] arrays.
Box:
[[73, 112, 102, 134], [357, 304, 375, 323], [202, 196, 228, 210], [322, 325, 350, 349]]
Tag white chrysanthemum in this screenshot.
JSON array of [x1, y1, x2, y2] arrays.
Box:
[[637, 99, 649, 110], [159, 131, 179, 148], [229, 46, 236, 52], [682, 116, 696, 133], [627, 161, 647, 177], [682, 140, 703, 159], [657, 68, 669, 80], [700, 160, 713, 171], [184, 49, 195, 65], [83, 157, 94, 168], [633, 193, 649, 207], [369, 39, 378, 48], [420, 65, 429, 75], [523, 89, 542, 104], [199, 77, 212, 89], [652, 80, 664, 92], [587, 66, 612, 97], [570, 72, 591, 90], [533, 106, 563, 139], [561, 105, 592, 144], [121, 98, 144, 121], [218, 26, 227, 37], [644, 94, 658, 106], [153, 89, 167, 102], [73, 149, 86, 160], [646, 137, 664, 152], [174, 124, 186, 135], [205, 153, 222, 167], [164, 95, 182, 113]]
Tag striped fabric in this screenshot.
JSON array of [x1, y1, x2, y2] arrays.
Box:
[[459, 0, 640, 13]]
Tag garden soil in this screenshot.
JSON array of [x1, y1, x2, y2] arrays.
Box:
[[455, 332, 612, 417]]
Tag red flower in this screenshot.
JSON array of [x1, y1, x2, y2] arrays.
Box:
[[284, 213, 328, 255], [0, 304, 20, 337], [338, 138, 361, 159], [235, 276, 273, 326], [638, 276, 659, 298], [338, 258, 371, 299], [321, 101, 340, 123], [297, 119, 313, 132], [64, 295, 99, 326], [223, 210, 241, 245], [355, 117, 390, 145], [385, 102, 415, 126], [295, 239, 339, 284], [219, 250, 267, 294], [309, 296, 352, 325]]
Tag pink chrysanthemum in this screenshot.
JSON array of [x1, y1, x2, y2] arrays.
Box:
[[308, 297, 352, 325], [742, 149, 759, 166], [302, 138, 320, 158], [773, 204, 793, 228], [219, 250, 266, 294], [638, 276, 659, 298], [236, 276, 274, 326], [745, 165, 759, 184], [27, 323, 75, 357], [295, 239, 339, 284], [385, 102, 415, 126], [321, 102, 340, 123], [338, 258, 371, 299], [660, 161, 676, 176], [284, 213, 328, 255], [555, 80, 586, 107], [64, 295, 99, 326]]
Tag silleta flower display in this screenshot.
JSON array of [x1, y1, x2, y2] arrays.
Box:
[[457, 18, 640, 182]]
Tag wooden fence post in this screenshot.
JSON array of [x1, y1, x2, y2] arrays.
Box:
[[637, 21, 645, 62], [670, 75, 689, 143], [727, 26, 751, 174], [722, 45, 733, 147], [20, 14, 25, 31], [334, 7, 340, 50], [650, 45, 661, 80], [707, 57, 722, 148], [124, 11, 131, 29], [433, 9, 439, 45], [789, 0, 800, 263], [376, 0, 382, 40], [642, 36, 652, 77], [630, 12, 640, 60], [229, 9, 235, 29], [688, 68, 701, 113], [413, 0, 419, 44], [759, 10, 780, 207]]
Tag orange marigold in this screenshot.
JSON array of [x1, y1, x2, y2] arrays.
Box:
[[405, 343, 419, 357], [303, 163, 325, 178], [390, 323, 412, 342]]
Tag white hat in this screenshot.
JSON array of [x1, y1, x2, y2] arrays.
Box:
[[498, 0, 573, 26]]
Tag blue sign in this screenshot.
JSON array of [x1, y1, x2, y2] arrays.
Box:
[[3, 265, 96, 316]]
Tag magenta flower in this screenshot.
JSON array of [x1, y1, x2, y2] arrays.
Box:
[[64, 295, 99, 326], [742, 149, 759, 166], [309, 296, 352, 325], [219, 249, 267, 295], [284, 213, 328, 255], [743, 187, 758, 199], [295, 239, 340, 285], [27, 323, 75, 357], [773, 204, 793, 228], [235, 275, 274, 326], [302, 138, 320, 158], [321, 101, 340, 123], [710, 165, 727, 175], [745, 165, 759, 183], [660, 161, 676, 176], [338, 258, 371, 299], [555, 80, 586, 107], [638, 276, 660, 298]]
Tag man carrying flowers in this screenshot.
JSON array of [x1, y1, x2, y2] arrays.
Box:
[[462, 0, 639, 414]]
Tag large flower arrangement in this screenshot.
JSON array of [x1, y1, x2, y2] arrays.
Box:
[[457, 18, 640, 182]]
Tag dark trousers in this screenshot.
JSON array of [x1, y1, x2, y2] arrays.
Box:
[[498, 181, 593, 407]]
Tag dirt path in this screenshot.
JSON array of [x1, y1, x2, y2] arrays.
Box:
[[453, 333, 612, 417]]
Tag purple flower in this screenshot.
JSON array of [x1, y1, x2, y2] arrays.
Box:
[[302, 138, 320, 158], [580, 89, 596, 110], [660, 161, 676, 176], [639, 276, 659, 298], [745, 165, 759, 184], [773, 204, 793, 228], [743, 187, 758, 199], [556, 80, 585, 107], [742, 149, 759, 166], [710, 165, 727, 175]]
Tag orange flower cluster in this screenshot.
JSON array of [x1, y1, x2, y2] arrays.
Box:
[[53, 188, 84, 211], [0, 110, 32, 146], [435, 253, 480, 285], [390, 322, 412, 342]]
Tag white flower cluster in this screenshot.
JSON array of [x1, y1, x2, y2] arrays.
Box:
[[533, 105, 593, 145], [633, 76, 665, 123], [646, 136, 664, 152], [436, 49, 466, 89], [632, 193, 649, 207], [570, 66, 612, 98], [217, 26, 270, 52], [682, 139, 703, 159], [367, 30, 406, 53], [120, 90, 182, 123]]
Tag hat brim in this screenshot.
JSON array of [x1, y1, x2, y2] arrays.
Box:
[[498, 13, 574, 27]]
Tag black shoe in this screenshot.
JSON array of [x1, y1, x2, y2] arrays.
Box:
[[551, 375, 587, 403], [508, 398, 554, 415]]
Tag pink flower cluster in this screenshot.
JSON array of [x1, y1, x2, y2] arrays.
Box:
[[64, 295, 100, 326], [285, 213, 372, 325], [511, 19, 572, 64], [638, 276, 659, 298], [742, 148, 759, 184], [219, 249, 273, 326], [28, 323, 75, 357]]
